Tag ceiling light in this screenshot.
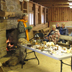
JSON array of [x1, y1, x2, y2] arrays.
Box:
[[70, 7, 72, 8], [69, 6, 72, 8], [69, 3, 72, 5], [68, 0, 72, 1]]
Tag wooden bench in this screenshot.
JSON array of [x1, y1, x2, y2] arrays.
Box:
[[57, 35, 72, 48], [66, 27, 72, 34], [42, 28, 50, 36]]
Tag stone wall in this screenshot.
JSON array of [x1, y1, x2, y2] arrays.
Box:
[[0, 0, 23, 58], [0, 19, 7, 58]]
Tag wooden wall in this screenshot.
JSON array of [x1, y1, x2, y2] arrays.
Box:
[[48, 7, 72, 21]]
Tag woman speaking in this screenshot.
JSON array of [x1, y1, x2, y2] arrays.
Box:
[[18, 13, 32, 65]]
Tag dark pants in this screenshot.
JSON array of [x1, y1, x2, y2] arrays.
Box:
[[59, 39, 67, 43], [18, 37, 27, 62], [19, 46, 27, 62], [43, 39, 49, 42]]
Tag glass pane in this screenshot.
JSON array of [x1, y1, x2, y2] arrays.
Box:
[[41, 13, 44, 24]]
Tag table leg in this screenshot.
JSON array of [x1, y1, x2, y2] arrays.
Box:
[[71, 57, 72, 70], [34, 51, 40, 65], [60, 60, 63, 72], [21, 62, 23, 68], [25, 49, 27, 59], [26, 51, 40, 65]]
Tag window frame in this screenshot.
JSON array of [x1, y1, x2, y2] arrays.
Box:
[[29, 11, 34, 26], [41, 12, 44, 24]]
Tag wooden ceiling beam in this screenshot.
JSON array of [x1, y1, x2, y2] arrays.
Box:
[[30, 1, 48, 8], [42, 4, 71, 7], [34, 0, 69, 2], [38, 2, 70, 4]]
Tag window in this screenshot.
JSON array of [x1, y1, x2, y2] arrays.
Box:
[[41, 13, 44, 24], [29, 12, 34, 25]]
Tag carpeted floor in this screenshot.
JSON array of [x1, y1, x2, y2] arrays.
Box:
[[3, 50, 72, 72]]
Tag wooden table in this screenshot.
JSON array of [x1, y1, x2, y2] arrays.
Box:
[[19, 44, 72, 72]]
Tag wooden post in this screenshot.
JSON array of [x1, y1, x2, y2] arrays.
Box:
[[38, 6, 41, 24], [33, 4, 35, 26], [39, 6, 43, 24], [27, 1, 29, 24], [34, 4, 38, 25], [0, 0, 1, 10], [44, 8, 46, 24], [21, 1, 24, 11]]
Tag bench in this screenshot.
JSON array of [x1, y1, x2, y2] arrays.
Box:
[[57, 35, 72, 48], [42, 28, 50, 37]]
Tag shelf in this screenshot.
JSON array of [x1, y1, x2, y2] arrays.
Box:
[[0, 11, 15, 17]]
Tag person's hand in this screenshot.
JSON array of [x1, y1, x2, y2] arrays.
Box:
[[46, 37, 48, 39], [28, 26, 32, 30], [58, 31, 60, 36], [31, 26, 33, 28], [26, 27, 29, 29]]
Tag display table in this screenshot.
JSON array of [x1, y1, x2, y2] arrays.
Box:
[[18, 44, 72, 72]]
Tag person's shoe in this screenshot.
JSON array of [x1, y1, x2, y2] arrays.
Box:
[[19, 61, 26, 65], [24, 59, 28, 61]]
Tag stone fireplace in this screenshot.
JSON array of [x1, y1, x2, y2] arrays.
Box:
[[6, 28, 18, 52], [0, 0, 23, 58]]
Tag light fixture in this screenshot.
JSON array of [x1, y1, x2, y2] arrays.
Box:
[[70, 6, 72, 8], [69, 3, 72, 5], [69, 5, 72, 8], [68, 0, 72, 8], [68, 0, 72, 1]]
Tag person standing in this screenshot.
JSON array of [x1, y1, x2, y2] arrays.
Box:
[[17, 13, 32, 65]]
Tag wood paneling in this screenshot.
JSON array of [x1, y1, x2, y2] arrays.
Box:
[[32, 0, 72, 7], [48, 7, 72, 21], [34, 0, 69, 2], [29, 2, 33, 11], [37, 2, 70, 4]]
